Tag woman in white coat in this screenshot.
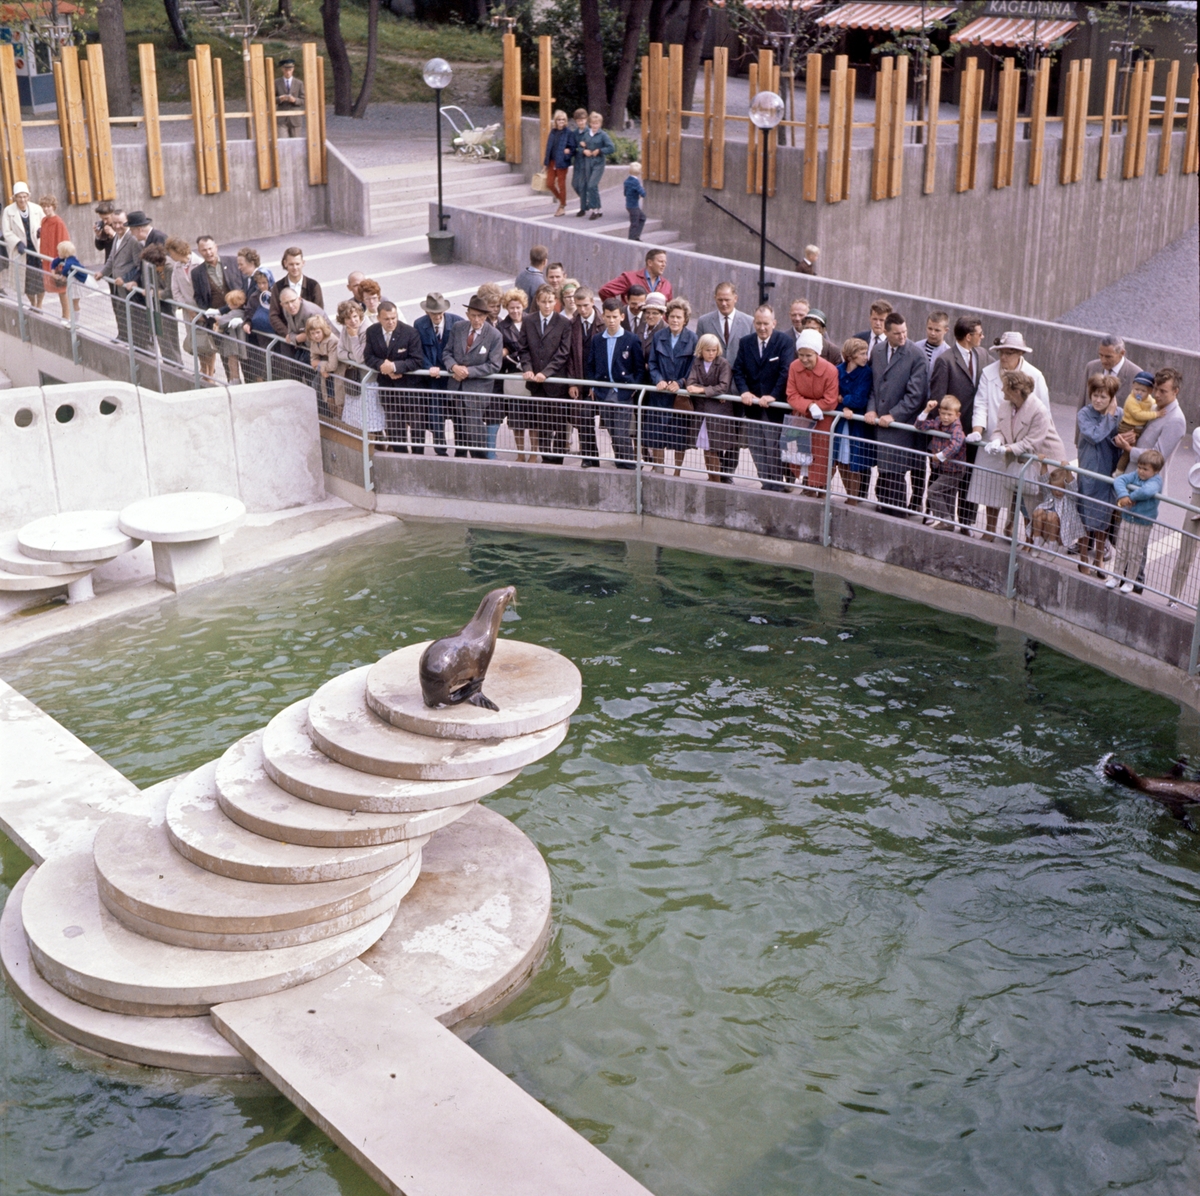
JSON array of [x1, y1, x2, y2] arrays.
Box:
[[965, 331, 1050, 539], [2, 183, 46, 306]]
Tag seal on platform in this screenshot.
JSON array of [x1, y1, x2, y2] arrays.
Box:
[[419, 587, 516, 710]]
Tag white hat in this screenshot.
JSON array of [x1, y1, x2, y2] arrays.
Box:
[[643, 292, 668, 312], [796, 329, 824, 354], [11, 181, 29, 195], [990, 330, 1032, 355]]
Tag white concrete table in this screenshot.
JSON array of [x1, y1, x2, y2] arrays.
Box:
[[118, 492, 245, 592], [12, 514, 141, 603]]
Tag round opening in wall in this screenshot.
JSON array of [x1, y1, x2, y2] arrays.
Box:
[[99, 399, 118, 415], [13, 408, 34, 428], [55, 405, 75, 424]]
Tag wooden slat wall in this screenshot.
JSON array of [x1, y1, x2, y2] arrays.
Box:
[[57, 48, 91, 204], [1027, 58, 1050, 185], [187, 58, 207, 192], [887, 54, 907, 198], [213, 55, 230, 191], [1122, 59, 1143, 179], [51, 63, 76, 204], [248, 43, 272, 190], [825, 54, 847, 204], [1183, 64, 1199, 175], [1070, 58, 1090, 182], [194, 46, 221, 194], [710, 45, 727, 191], [316, 54, 327, 183], [842, 68, 855, 200], [1098, 57, 1117, 180], [1133, 58, 1154, 178], [872, 56, 892, 200], [0, 45, 25, 194], [84, 46, 115, 200], [537, 35, 552, 162], [1059, 59, 1080, 184], [745, 60, 759, 195], [502, 33, 520, 164], [1158, 58, 1179, 175], [803, 52, 820, 202], [922, 55, 940, 195], [265, 56, 280, 187], [0, 66, 12, 202], [955, 56, 979, 192], [138, 43, 165, 197], [667, 42, 683, 184], [993, 58, 1017, 189], [302, 41, 322, 186]]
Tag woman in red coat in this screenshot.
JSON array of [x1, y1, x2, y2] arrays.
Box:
[[38, 194, 70, 319], [786, 328, 841, 492]]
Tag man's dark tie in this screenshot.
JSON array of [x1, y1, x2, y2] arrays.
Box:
[[466, 329, 476, 351], [723, 316, 730, 346]]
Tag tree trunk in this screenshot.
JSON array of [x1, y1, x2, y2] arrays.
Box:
[[609, 0, 650, 126], [276, 0, 292, 23], [96, 0, 133, 117], [351, 0, 379, 118], [162, 0, 189, 50], [679, 0, 709, 129], [321, 0, 353, 116], [579, 0, 608, 115], [648, 0, 682, 47]]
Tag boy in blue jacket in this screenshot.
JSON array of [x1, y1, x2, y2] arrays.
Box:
[[583, 298, 644, 468], [1108, 448, 1165, 593], [624, 162, 646, 242]]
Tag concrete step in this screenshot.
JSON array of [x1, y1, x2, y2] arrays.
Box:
[[0, 531, 113, 576], [21, 849, 398, 1016], [260, 698, 521, 809], [356, 158, 514, 185], [369, 172, 525, 203], [166, 762, 426, 883], [306, 666, 569, 783]]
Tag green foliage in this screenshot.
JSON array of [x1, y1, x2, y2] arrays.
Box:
[[608, 133, 639, 164], [721, 0, 840, 72]]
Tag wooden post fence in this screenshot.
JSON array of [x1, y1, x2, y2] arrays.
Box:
[[1184, 64, 1199, 176], [138, 44, 164, 198], [302, 42, 322, 186], [993, 58, 1018, 189], [537, 35, 552, 164], [872, 56, 892, 200], [0, 45, 24, 199], [955, 56, 980, 193], [1158, 58, 1179, 176], [1027, 57, 1051, 186], [803, 52, 819, 202], [502, 33, 521, 165], [709, 45, 727, 191], [887, 54, 908, 198], [81, 46, 116, 201], [922, 55, 940, 194]]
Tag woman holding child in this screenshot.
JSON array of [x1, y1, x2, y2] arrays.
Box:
[[833, 338, 876, 505], [1076, 374, 1121, 576]]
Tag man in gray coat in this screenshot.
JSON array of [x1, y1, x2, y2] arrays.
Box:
[[97, 211, 138, 341], [1077, 334, 1141, 444], [444, 294, 504, 458], [696, 282, 753, 368], [865, 312, 928, 515]]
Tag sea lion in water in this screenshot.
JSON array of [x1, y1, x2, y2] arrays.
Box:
[[419, 586, 516, 710], [1103, 758, 1200, 821]]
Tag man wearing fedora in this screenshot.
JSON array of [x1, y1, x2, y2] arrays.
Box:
[[275, 58, 305, 138], [365, 301, 425, 451], [414, 292, 463, 456], [800, 309, 841, 366], [444, 295, 503, 458]]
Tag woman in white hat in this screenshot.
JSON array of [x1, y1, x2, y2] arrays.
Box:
[[2, 183, 46, 306], [965, 331, 1050, 539]]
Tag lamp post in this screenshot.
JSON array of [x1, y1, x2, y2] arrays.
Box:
[[749, 90, 785, 307], [424, 57, 454, 265]]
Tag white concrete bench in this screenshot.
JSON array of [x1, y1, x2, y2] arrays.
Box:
[[118, 492, 246, 591], [11, 513, 142, 603]]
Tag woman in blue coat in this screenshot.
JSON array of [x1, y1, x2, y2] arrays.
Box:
[[833, 336, 876, 503], [646, 298, 696, 474], [575, 112, 615, 219], [543, 110, 573, 218], [1075, 374, 1121, 576]]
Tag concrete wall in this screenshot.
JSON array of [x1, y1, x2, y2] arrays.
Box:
[[436, 203, 1200, 424], [0, 379, 324, 529], [323, 445, 1200, 712], [327, 143, 370, 237], [517, 117, 1198, 323], [24, 139, 327, 247]]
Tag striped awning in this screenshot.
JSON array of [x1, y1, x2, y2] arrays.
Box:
[[817, 2, 957, 29], [950, 16, 1078, 47], [741, 0, 822, 9]]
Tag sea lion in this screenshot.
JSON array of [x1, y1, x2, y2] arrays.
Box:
[[419, 586, 516, 711], [1103, 758, 1200, 821]]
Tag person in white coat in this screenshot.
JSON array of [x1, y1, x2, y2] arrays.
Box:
[[2, 183, 45, 303], [965, 331, 1050, 538]]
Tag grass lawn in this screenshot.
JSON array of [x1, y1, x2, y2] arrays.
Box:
[[116, 0, 501, 103]]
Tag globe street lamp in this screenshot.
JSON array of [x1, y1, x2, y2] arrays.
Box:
[[749, 90, 784, 307], [424, 57, 454, 264]]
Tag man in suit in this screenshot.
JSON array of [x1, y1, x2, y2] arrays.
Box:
[[269, 247, 323, 337], [621, 285, 648, 338], [514, 246, 548, 306], [519, 284, 573, 464], [583, 298, 645, 469], [190, 235, 244, 376], [413, 292, 462, 456], [97, 210, 137, 341], [855, 298, 893, 362], [732, 305, 795, 493], [566, 287, 602, 389], [929, 313, 985, 533], [365, 301, 424, 451], [696, 282, 754, 369], [275, 58, 305, 138], [905, 311, 950, 517], [444, 294, 504, 458], [865, 312, 929, 515], [122, 211, 167, 352], [1078, 334, 1141, 444]]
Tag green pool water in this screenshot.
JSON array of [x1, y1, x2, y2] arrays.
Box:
[[0, 521, 1197, 1195]]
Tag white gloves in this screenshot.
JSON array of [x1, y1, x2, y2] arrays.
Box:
[[983, 440, 1004, 456], [934, 451, 945, 463], [205, 308, 219, 318], [808, 404, 824, 421], [227, 317, 243, 331], [965, 430, 982, 444]]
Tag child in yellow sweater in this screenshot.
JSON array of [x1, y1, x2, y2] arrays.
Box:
[[1114, 370, 1158, 473]]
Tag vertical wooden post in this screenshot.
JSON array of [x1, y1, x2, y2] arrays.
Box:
[[0, 44, 25, 194], [955, 56, 980, 192], [711, 45, 727, 191], [248, 43, 272, 190], [667, 41, 683, 183], [1059, 59, 1079, 184], [84, 45, 116, 200], [265, 56, 280, 187], [502, 33, 521, 165], [79, 60, 108, 201], [1133, 58, 1154, 177], [993, 58, 1015, 188], [803, 52, 820, 202], [302, 42, 322, 185], [138, 44, 165, 198], [887, 54, 907, 197], [843, 68, 855, 199], [1071, 58, 1091, 182], [702, 58, 712, 187], [1122, 58, 1143, 178], [213, 56, 230, 191], [746, 60, 760, 194], [1027, 58, 1050, 185], [537, 35, 552, 159], [194, 46, 221, 195], [187, 58, 208, 192], [923, 54, 940, 194], [0, 56, 12, 202], [1182, 63, 1199, 175], [1158, 59, 1179, 175], [317, 55, 327, 183], [826, 54, 846, 203], [1098, 56, 1117, 179], [872, 56, 892, 200], [651, 44, 668, 182], [758, 48, 776, 197], [640, 55, 649, 176], [58, 47, 91, 204], [52, 63, 75, 204]]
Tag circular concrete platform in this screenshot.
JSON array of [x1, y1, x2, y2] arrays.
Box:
[[366, 640, 582, 740], [17, 510, 141, 563], [0, 532, 110, 577], [117, 492, 246, 543]]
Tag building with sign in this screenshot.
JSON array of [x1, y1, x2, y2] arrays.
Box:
[[0, 0, 76, 115]]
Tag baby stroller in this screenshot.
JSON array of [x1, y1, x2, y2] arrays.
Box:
[[440, 105, 502, 159]]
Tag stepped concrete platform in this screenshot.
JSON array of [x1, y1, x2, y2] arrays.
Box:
[[17, 510, 140, 562], [256, 700, 520, 807], [117, 491, 246, 591], [366, 639, 582, 740], [167, 763, 425, 883], [213, 960, 654, 1196], [308, 666, 569, 782], [0, 531, 108, 576]]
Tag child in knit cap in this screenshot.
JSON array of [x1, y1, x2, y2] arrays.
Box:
[[1114, 369, 1159, 473]]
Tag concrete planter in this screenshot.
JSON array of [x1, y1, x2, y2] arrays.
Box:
[[427, 232, 455, 265]]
